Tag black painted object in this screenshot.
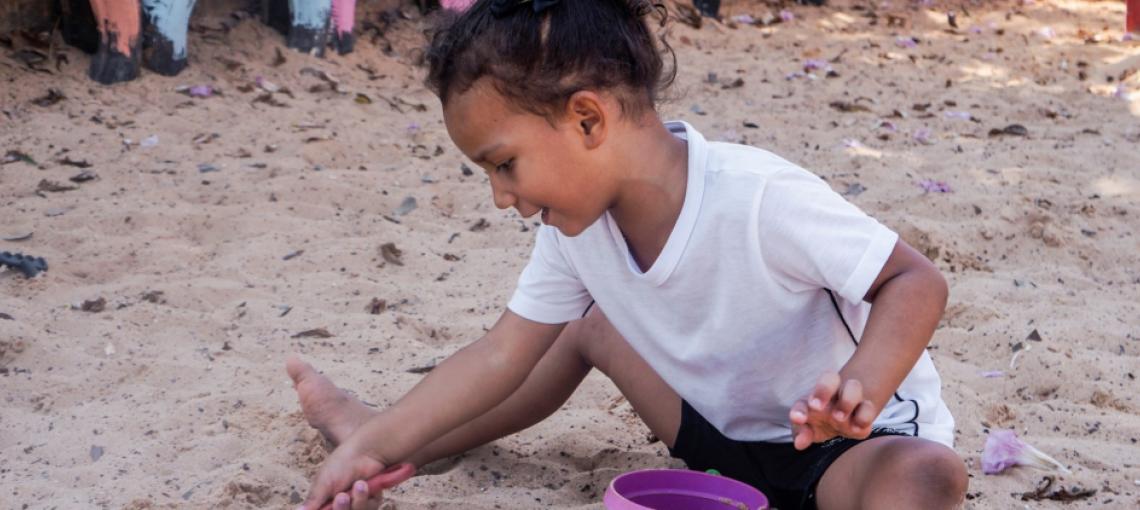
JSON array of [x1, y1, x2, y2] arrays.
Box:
[[333, 31, 354, 55], [0, 251, 48, 278], [141, 26, 187, 75], [692, 0, 719, 18], [60, 0, 100, 54]]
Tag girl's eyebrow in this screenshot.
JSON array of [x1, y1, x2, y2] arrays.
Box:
[[473, 143, 503, 164]]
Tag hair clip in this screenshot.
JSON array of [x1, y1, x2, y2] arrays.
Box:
[[491, 0, 560, 18]]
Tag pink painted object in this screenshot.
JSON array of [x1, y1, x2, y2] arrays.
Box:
[[331, 0, 356, 37], [441, 0, 478, 12]]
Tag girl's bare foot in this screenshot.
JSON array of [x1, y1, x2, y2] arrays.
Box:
[[286, 355, 378, 445]]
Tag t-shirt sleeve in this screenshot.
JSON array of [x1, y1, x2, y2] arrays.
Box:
[[756, 169, 899, 304], [507, 226, 593, 324]]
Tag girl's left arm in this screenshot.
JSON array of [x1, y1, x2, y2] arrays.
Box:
[[840, 239, 948, 409], [790, 239, 947, 449]]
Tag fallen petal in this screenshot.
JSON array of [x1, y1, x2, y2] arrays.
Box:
[[983, 429, 1070, 475], [917, 179, 952, 193]]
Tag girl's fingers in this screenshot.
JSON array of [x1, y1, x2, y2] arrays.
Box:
[[789, 400, 810, 424], [831, 379, 863, 423], [850, 399, 878, 433], [793, 423, 814, 451], [303, 470, 341, 510], [349, 480, 371, 510], [808, 372, 841, 412], [332, 492, 350, 510]]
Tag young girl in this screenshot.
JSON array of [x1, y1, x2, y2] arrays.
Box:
[[290, 1, 967, 509]]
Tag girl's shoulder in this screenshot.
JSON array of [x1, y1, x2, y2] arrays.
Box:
[[703, 141, 806, 181]]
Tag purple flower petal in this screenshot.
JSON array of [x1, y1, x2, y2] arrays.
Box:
[[803, 59, 831, 73], [917, 179, 952, 193], [943, 111, 972, 121], [982, 429, 1023, 474], [1114, 83, 1129, 100], [913, 128, 934, 145], [188, 85, 213, 98], [779, 10, 794, 22], [982, 429, 1069, 475]]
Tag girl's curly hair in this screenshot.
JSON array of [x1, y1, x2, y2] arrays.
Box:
[[426, 0, 676, 118]]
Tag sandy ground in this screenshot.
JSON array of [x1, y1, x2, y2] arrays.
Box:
[[2, 0, 1139, 508]]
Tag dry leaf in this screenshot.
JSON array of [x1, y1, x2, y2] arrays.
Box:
[[32, 88, 65, 107], [469, 218, 490, 232], [58, 156, 91, 168], [380, 243, 404, 266], [829, 101, 872, 113], [406, 363, 436, 374], [69, 171, 97, 183], [291, 328, 333, 338], [1019, 476, 1095, 502], [37, 179, 77, 192], [79, 297, 106, 313], [367, 298, 387, 315]]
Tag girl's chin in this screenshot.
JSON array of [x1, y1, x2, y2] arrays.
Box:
[[552, 220, 589, 237]]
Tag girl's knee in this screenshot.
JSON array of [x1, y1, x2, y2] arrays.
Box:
[[882, 441, 968, 505], [566, 308, 622, 368]]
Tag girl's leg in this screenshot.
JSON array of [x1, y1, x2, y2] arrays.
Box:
[[408, 306, 681, 466], [289, 306, 682, 465], [814, 435, 968, 510]]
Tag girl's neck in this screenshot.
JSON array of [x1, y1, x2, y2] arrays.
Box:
[[608, 119, 690, 272]]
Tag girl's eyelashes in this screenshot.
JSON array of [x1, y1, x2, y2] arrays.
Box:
[[495, 159, 514, 174]]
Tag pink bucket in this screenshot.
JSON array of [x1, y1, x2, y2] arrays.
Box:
[[604, 469, 769, 510]]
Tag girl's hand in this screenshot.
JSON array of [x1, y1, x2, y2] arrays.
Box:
[[297, 439, 387, 510], [787, 372, 879, 450]]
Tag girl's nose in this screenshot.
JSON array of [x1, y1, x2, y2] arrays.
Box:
[[491, 183, 516, 210]]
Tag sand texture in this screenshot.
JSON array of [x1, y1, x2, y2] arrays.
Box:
[[2, 0, 1139, 508]]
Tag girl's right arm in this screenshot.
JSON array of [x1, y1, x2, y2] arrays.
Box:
[[298, 310, 565, 510]]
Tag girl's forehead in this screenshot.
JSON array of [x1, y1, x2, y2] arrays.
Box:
[[443, 83, 515, 157], [445, 79, 507, 113], [443, 81, 535, 139]]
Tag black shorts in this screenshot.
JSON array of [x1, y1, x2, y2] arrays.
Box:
[[667, 401, 907, 510]]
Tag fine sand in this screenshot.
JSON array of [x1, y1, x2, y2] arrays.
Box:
[[2, 0, 1138, 508]]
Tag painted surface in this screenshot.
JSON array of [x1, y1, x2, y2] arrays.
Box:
[[331, 0, 355, 35], [141, 0, 197, 58], [89, 0, 141, 55], [1128, 0, 1138, 33], [289, 0, 331, 30]]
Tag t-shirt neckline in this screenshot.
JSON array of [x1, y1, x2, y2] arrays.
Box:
[[605, 121, 706, 286]]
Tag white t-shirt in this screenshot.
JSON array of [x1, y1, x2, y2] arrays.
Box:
[[507, 121, 954, 447]]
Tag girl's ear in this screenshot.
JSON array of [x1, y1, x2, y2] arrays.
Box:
[[566, 91, 606, 149]]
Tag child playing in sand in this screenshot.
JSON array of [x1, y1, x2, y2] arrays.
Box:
[[289, 1, 967, 509]]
